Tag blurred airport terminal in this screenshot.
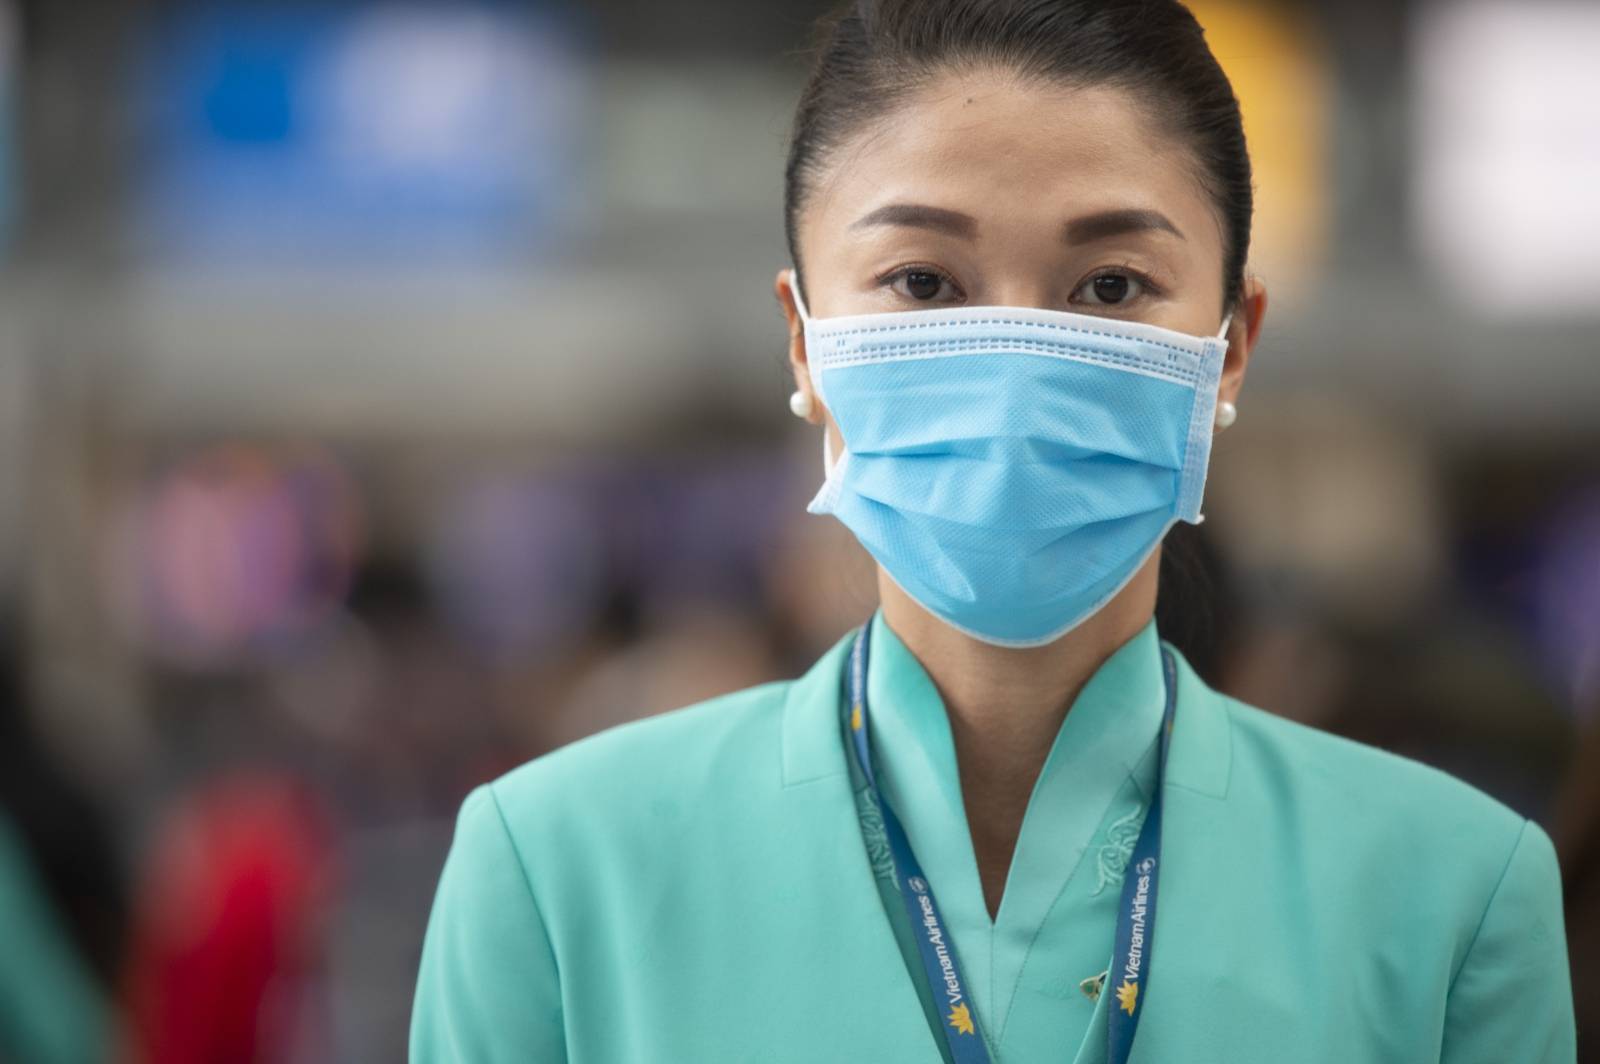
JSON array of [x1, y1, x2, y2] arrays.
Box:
[[0, 0, 1597, 1059]]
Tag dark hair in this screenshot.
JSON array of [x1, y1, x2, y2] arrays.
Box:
[[783, 0, 1253, 313]]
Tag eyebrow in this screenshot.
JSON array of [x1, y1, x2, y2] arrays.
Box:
[[848, 203, 1184, 245], [849, 203, 977, 238], [1062, 208, 1184, 243]]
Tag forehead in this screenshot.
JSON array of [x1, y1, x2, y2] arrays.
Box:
[[801, 66, 1221, 253]]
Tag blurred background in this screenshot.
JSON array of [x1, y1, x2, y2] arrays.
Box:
[[0, 0, 1596, 1060]]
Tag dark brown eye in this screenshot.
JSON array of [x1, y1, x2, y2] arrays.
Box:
[[886, 266, 961, 304], [1072, 271, 1147, 306], [905, 270, 943, 300], [1092, 275, 1130, 303]]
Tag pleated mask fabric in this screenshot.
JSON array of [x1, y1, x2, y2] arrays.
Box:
[[791, 273, 1230, 647]]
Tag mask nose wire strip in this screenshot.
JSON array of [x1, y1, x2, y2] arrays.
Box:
[[794, 267, 1228, 346], [793, 270, 1230, 479]]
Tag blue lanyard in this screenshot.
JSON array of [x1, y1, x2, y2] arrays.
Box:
[[844, 621, 1177, 1064]]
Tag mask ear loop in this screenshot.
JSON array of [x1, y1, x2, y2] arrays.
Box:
[[786, 265, 821, 409], [1192, 310, 1235, 528], [787, 268, 812, 325], [787, 265, 851, 499], [786, 268, 842, 485]]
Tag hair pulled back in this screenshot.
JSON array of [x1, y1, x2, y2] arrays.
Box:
[[783, 0, 1253, 312]]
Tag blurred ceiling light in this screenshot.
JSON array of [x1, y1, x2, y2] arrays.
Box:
[[1187, 1, 1332, 308], [1413, 1, 1600, 316]]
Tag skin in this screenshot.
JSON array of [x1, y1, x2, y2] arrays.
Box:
[[773, 67, 1269, 921]]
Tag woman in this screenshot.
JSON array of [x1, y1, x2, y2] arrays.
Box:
[[411, 1, 1576, 1060]]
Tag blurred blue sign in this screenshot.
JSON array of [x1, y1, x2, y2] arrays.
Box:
[[136, 2, 587, 263]]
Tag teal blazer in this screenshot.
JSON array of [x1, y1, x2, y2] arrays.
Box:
[[411, 617, 1576, 1062], [0, 813, 112, 1064]]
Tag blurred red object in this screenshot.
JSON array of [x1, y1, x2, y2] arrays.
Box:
[[120, 776, 337, 1064]]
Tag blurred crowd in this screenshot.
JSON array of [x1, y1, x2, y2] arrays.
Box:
[[0, 0, 1596, 1061]]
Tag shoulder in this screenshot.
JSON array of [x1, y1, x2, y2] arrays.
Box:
[[501, 674, 791, 795], [481, 675, 797, 852], [436, 628, 856, 921], [1206, 681, 1571, 1040], [1165, 641, 1537, 875], [1223, 691, 1529, 839], [1211, 686, 1562, 946]]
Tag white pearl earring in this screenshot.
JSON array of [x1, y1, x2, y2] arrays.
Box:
[[789, 389, 814, 419], [1215, 400, 1238, 429]]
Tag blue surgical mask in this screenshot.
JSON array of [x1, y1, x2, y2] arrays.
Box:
[[789, 270, 1232, 647]]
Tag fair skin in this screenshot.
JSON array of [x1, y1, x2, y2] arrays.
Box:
[[773, 67, 1268, 920]]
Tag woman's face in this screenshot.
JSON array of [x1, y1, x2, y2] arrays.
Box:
[[777, 66, 1263, 459], [774, 66, 1265, 641]]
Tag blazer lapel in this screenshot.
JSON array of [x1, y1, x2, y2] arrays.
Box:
[[1072, 643, 1234, 1064], [781, 628, 947, 1059], [782, 630, 1235, 1064]]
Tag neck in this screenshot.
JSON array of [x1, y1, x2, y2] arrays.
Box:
[[877, 555, 1160, 917]]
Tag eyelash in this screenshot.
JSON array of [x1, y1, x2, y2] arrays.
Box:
[[876, 263, 964, 301], [875, 264, 1165, 305], [1078, 265, 1166, 305]]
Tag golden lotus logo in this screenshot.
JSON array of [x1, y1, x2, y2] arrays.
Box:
[[851, 704, 862, 730], [947, 1002, 975, 1035], [1116, 979, 1139, 1015]]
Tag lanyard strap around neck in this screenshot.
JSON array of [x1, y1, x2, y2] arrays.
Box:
[[844, 621, 1178, 1064]]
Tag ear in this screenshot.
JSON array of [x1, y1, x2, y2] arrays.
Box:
[[774, 268, 825, 426], [1217, 275, 1267, 413]]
